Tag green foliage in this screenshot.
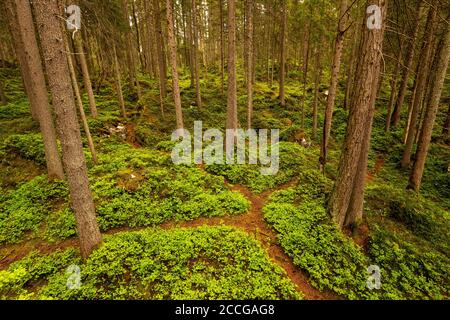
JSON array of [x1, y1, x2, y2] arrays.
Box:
[[368, 225, 450, 300], [2, 227, 301, 300], [0, 249, 79, 299], [0, 176, 68, 244], [366, 183, 450, 253], [2, 134, 46, 165], [264, 170, 371, 299], [207, 142, 317, 193]]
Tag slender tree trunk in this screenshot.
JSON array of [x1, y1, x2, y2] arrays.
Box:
[[7, 0, 65, 180], [312, 45, 322, 141], [192, 0, 202, 108], [344, 26, 359, 110], [279, 0, 287, 107], [219, 0, 225, 95], [246, 0, 254, 129], [391, 3, 423, 127], [385, 39, 404, 132], [401, 6, 437, 169], [112, 44, 127, 118], [328, 0, 387, 228], [153, 0, 167, 98], [408, 26, 450, 191], [226, 0, 238, 133], [166, 0, 184, 130], [33, 0, 102, 259], [319, 0, 348, 173], [65, 36, 98, 164], [74, 33, 98, 118]]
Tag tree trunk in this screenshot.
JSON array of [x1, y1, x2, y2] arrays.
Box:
[[328, 0, 387, 228], [191, 0, 202, 108], [152, 0, 167, 98], [33, 0, 102, 259], [65, 36, 98, 165], [246, 0, 254, 129], [226, 0, 238, 133], [391, 3, 423, 127], [385, 39, 404, 132], [7, 0, 65, 181], [279, 0, 287, 107], [74, 33, 98, 118], [319, 0, 348, 173], [312, 45, 322, 141], [166, 0, 184, 130], [112, 44, 127, 118], [408, 25, 450, 191], [401, 6, 437, 169], [219, 0, 225, 95]]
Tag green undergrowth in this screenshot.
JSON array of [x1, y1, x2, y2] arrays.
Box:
[[206, 142, 317, 193], [263, 169, 449, 300], [0, 227, 301, 300], [0, 142, 250, 244]]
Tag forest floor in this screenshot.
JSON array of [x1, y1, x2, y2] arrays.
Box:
[[0, 69, 449, 300]]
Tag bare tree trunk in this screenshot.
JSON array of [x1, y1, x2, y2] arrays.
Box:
[[246, 0, 254, 129], [391, 3, 423, 127], [152, 0, 167, 98], [401, 6, 437, 169], [33, 0, 102, 259], [385, 39, 404, 132], [408, 26, 450, 191], [65, 36, 98, 164], [192, 0, 202, 108], [112, 44, 127, 118], [319, 0, 348, 173], [166, 0, 184, 130], [279, 0, 287, 107], [7, 0, 65, 181], [344, 26, 359, 110], [74, 33, 98, 118], [328, 0, 387, 228], [312, 45, 322, 141], [219, 0, 225, 95], [226, 0, 238, 133]]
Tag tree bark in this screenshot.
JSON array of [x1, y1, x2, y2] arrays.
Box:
[[312, 45, 322, 141], [7, 0, 65, 181], [74, 33, 98, 118], [385, 39, 404, 132], [408, 25, 450, 191], [246, 0, 254, 129], [166, 0, 184, 130], [328, 0, 387, 228], [279, 0, 287, 107], [191, 0, 202, 108], [32, 0, 102, 259], [226, 0, 238, 133], [391, 3, 423, 127], [112, 44, 127, 118], [65, 35, 98, 165], [152, 0, 167, 98], [401, 6, 437, 169], [320, 0, 349, 173]]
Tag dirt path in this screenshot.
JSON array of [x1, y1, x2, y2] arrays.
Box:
[[161, 180, 339, 300], [0, 179, 339, 300]]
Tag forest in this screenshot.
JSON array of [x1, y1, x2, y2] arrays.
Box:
[[0, 0, 448, 302]]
